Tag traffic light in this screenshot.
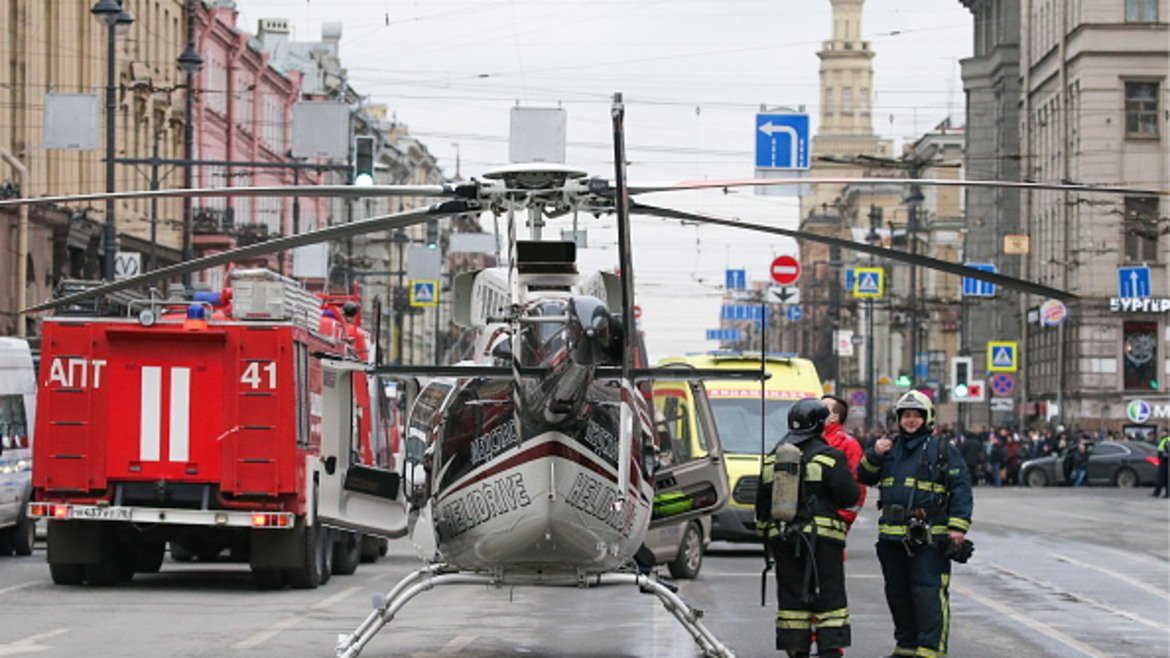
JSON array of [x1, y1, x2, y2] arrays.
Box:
[[425, 219, 439, 249], [353, 135, 376, 186], [950, 356, 984, 402], [895, 373, 912, 387]]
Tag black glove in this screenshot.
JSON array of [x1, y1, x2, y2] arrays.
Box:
[[943, 538, 975, 563]]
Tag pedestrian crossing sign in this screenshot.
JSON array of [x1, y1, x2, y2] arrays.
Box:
[[410, 280, 439, 307], [987, 341, 1018, 372], [853, 267, 884, 298]]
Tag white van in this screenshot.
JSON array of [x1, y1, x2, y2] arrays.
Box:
[[0, 337, 35, 556]]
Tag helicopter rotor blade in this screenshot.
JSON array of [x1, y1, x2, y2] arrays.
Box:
[[0, 183, 475, 210], [626, 176, 1169, 198], [628, 200, 1077, 301], [22, 199, 479, 314]]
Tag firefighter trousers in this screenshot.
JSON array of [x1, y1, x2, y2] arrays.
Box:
[[771, 533, 850, 655], [876, 539, 952, 657]]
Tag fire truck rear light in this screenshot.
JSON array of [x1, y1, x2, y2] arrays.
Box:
[[49, 504, 71, 519], [29, 502, 56, 518], [214, 513, 229, 525], [251, 514, 267, 526], [250, 513, 294, 528]]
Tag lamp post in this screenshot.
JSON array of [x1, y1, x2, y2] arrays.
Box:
[[177, 0, 203, 285], [905, 182, 925, 388], [91, 0, 134, 281]]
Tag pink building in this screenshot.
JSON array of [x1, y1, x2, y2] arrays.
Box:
[[190, 3, 327, 290]]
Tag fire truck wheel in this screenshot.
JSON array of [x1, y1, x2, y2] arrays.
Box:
[[49, 563, 86, 585], [359, 536, 387, 563], [287, 517, 324, 590], [318, 527, 334, 585], [252, 567, 285, 590], [0, 527, 13, 556], [170, 542, 195, 562], [332, 531, 362, 575], [126, 539, 166, 573], [84, 554, 132, 586]]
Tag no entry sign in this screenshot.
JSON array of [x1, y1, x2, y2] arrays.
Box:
[[770, 255, 801, 286]]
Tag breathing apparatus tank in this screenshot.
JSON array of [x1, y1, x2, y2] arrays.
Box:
[[768, 398, 829, 522], [770, 441, 803, 522]]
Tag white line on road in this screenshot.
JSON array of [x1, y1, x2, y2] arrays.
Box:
[[439, 635, 477, 653], [990, 564, 1168, 632], [234, 586, 363, 650], [951, 582, 1109, 658], [0, 628, 69, 657], [0, 582, 38, 596], [1053, 553, 1170, 600]]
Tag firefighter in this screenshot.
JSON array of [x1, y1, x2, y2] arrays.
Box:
[[756, 398, 860, 658], [1154, 429, 1169, 498], [858, 390, 973, 658]]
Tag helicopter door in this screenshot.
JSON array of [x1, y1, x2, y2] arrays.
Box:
[[647, 380, 730, 529], [317, 361, 409, 539]]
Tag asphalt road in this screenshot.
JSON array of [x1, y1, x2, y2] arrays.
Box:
[[0, 487, 1166, 657]]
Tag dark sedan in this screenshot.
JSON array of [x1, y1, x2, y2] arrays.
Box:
[[1020, 440, 1160, 488]]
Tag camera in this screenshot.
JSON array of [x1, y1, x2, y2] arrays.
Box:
[[905, 517, 932, 549]]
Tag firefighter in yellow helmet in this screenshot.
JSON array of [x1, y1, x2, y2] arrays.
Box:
[[755, 398, 859, 657], [858, 390, 974, 658]]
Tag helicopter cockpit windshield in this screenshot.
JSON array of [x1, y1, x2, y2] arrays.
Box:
[[518, 299, 571, 369]]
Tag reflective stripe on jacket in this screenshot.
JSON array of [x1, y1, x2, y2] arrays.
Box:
[[755, 436, 860, 545]]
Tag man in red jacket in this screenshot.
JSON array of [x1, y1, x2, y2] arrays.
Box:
[[821, 395, 866, 527]]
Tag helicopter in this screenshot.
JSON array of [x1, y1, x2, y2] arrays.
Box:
[[4, 92, 1158, 657]]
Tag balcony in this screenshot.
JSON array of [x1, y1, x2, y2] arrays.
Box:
[[192, 206, 235, 234]]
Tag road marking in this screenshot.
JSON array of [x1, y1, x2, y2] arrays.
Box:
[[439, 635, 477, 653], [1053, 553, 1170, 600], [0, 628, 69, 656], [0, 582, 37, 596], [952, 582, 1109, 658], [312, 585, 362, 610], [990, 564, 1168, 632], [234, 586, 362, 649]]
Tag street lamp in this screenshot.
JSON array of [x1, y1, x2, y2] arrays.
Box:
[[92, 0, 134, 281], [178, 0, 203, 286]]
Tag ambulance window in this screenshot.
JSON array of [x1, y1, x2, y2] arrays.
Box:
[[0, 395, 28, 449]]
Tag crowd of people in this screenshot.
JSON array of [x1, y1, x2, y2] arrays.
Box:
[[850, 422, 1164, 487]]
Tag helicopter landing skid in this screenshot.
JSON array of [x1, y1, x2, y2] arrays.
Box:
[[335, 564, 736, 658]]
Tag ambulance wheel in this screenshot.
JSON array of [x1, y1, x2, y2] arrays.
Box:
[[667, 521, 704, 580], [252, 567, 285, 590], [332, 531, 362, 576], [12, 512, 35, 556], [49, 563, 85, 585], [286, 518, 323, 590]]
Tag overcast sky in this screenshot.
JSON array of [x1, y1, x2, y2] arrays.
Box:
[[236, 0, 974, 359]]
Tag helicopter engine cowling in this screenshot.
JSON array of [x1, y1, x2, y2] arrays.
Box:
[[518, 295, 619, 426]]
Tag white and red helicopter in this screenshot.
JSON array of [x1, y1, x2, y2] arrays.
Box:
[[5, 93, 1152, 657]]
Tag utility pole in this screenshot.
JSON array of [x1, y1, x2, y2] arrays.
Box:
[[866, 205, 882, 429], [905, 161, 925, 389]]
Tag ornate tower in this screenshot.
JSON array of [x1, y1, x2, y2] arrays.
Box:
[[812, 0, 886, 156]]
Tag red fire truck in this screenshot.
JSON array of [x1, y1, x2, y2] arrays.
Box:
[[28, 270, 411, 587]]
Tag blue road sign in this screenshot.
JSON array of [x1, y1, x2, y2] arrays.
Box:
[[962, 263, 997, 297], [786, 305, 804, 322], [725, 269, 746, 290], [706, 328, 742, 342], [844, 268, 854, 293], [854, 268, 883, 297], [409, 280, 439, 307], [1118, 266, 1151, 299], [755, 113, 810, 170]]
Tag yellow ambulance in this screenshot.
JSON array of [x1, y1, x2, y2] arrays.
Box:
[[654, 352, 824, 542]]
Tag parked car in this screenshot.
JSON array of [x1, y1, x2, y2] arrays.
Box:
[[1020, 440, 1159, 488]]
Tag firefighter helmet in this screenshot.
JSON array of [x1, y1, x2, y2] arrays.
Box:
[[894, 390, 934, 428], [784, 397, 829, 443]]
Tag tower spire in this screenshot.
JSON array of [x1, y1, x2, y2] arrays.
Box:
[[817, 0, 876, 139]]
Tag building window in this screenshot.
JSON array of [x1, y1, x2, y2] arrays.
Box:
[[1123, 321, 1159, 390], [1125, 82, 1159, 137], [1126, 0, 1158, 22], [1123, 196, 1160, 262]]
